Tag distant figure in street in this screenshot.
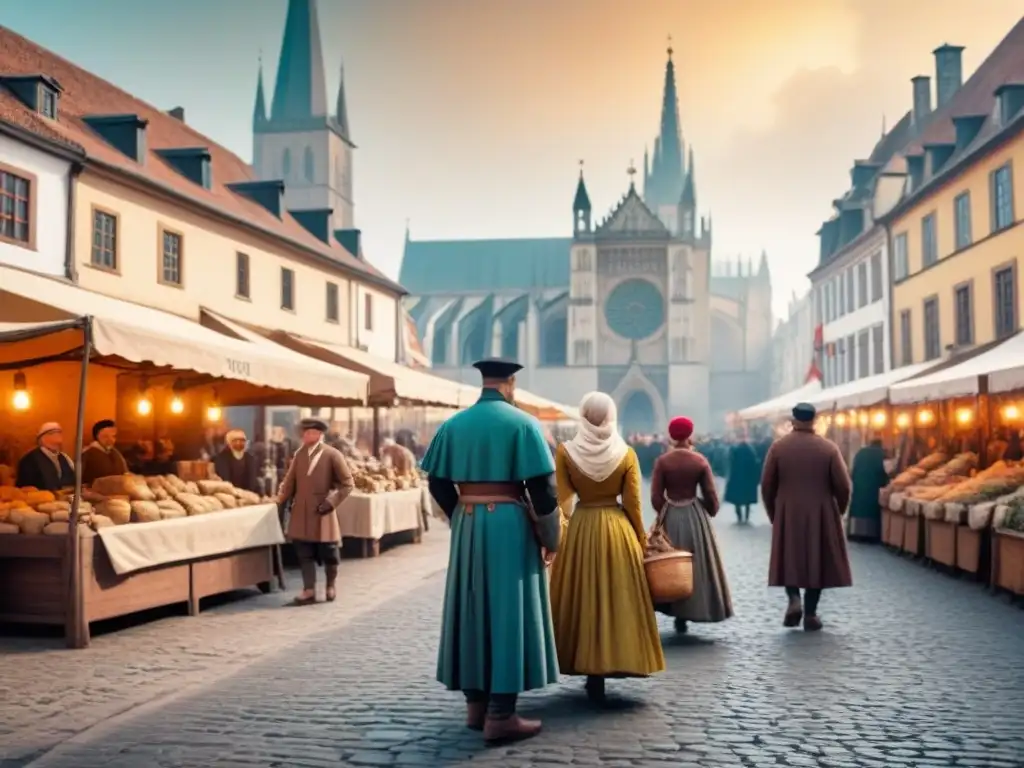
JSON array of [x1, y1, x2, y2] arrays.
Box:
[[549, 392, 665, 704], [276, 418, 355, 605], [760, 402, 853, 631], [422, 358, 561, 745], [847, 431, 889, 543], [724, 432, 760, 523], [650, 416, 733, 635]]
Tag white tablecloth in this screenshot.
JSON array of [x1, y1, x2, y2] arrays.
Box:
[[336, 488, 427, 540], [98, 503, 285, 575]]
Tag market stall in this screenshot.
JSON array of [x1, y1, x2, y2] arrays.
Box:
[[0, 301, 369, 648]]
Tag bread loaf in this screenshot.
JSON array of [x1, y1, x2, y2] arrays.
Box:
[[198, 480, 234, 496], [213, 492, 238, 509], [0, 522, 18, 534], [43, 521, 69, 536], [16, 510, 48, 535], [90, 514, 115, 530], [130, 500, 162, 523], [97, 498, 132, 525], [236, 490, 261, 506]]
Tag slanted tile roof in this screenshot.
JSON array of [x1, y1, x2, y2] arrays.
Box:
[[0, 25, 402, 294]]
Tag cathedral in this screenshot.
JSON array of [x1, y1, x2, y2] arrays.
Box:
[[400, 46, 773, 432]]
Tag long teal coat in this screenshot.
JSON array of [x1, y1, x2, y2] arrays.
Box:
[[422, 388, 560, 695], [849, 442, 889, 523]]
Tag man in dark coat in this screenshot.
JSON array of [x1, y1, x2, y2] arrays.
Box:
[[724, 433, 760, 523], [213, 429, 260, 493], [847, 432, 889, 542], [760, 403, 852, 632], [16, 422, 75, 490]]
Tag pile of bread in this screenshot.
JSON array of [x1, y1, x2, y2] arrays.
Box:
[[0, 474, 275, 536], [349, 458, 423, 494]]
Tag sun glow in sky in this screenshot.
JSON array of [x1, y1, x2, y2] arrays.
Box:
[[1, 0, 1020, 318]]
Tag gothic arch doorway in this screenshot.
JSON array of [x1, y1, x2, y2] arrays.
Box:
[[619, 390, 657, 435]]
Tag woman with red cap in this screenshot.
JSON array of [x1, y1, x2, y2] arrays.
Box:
[[650, 415, 733, 634], [549, 391, 665, 703]]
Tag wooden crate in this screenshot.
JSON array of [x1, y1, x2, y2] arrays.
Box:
[[991, 528, 1024, 595], [903, 514, 924, 555], [925, 519, 957, 567], [955, 525, 985, 576]]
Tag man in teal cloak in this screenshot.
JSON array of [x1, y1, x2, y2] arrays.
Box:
[[423, 358, 561, 745]]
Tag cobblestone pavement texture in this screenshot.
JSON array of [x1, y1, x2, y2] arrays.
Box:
[[6, 490, 1024, 768]]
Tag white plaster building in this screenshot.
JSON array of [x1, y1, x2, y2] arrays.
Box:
[[0, 118, 80, 278], [770, 291, 814, 397]]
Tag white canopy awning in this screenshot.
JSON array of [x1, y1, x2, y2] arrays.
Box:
[[737, 380, 822, 421], [890, 333, 1024, 404], [809, 362, 935, 410], [0, 266, 369, 404]]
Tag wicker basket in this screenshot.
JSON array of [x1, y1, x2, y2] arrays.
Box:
[[644, 550, 694, 603]]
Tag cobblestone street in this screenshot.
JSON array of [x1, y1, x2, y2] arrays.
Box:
[[5, 495, 1024, 768]]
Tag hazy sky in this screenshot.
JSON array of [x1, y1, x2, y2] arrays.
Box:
[[2, 0, 1021, 318]]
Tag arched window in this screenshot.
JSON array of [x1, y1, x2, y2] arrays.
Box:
[[540, 315, 567, 365], [304, 147, 315, 183], [281, 148, 291, 178], [460, 321, 487, 365], [501, 325, 519, 359]]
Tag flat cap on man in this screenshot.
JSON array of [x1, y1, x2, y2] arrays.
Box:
[[299, 418, 330, 433], [792, 402, 817, 423], [472, 358, 523, 380]]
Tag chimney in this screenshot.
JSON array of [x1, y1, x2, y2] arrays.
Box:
[[911, 76, 932, 124], [167, 106, 185, 122], [934, 44, 964, 108]]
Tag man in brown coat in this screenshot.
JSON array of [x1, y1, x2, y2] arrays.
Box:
[[760, 402, 853, 632], [276, 418, 355, 606]]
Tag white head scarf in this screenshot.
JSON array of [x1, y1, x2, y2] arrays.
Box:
[[562, 391, 629, 482]]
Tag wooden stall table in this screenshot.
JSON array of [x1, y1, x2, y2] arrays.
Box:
[[0, 504, 285, 646], [991, 527, 1024, 596], [337, 488, 427, 557]]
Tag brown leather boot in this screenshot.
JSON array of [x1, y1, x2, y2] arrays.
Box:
[[803, 614, 823, 632], [466, 700, 487, 731], [483, 714, 542, 745], [783, 600, 802, 627]]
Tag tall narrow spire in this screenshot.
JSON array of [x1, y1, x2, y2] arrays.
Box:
[[680, 147, 695, 206], [253, 57, 267, 129], [643, 40, 686, 211], [270, 0, 328, 121], [335, 61, 350, 139]]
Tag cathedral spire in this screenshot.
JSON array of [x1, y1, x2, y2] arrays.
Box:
[[253, 56, 267, 129], [335, 61, 351, 140], [270, 0, 328, 121], [655, 40, 683, 181], [679, 147, 695, 206]]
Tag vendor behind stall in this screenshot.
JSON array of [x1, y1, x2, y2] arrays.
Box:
[[214, 429, 260, 493], [81, 420, 128, 486], [16, 422, 74, 490], [380, 437, 416, 474]]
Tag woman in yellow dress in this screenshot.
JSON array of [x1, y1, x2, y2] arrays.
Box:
[[549, 391, 665, 703]]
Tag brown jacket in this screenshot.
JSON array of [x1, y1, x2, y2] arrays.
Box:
[[760, 423, 853, 589], [277, 442, 355, 543], [650, 448, 720, 516]]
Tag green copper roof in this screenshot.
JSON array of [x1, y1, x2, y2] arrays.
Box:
[[270, 0, 328, 121], [400, 237, 572, 294]]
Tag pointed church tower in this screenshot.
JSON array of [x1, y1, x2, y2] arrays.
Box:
[[644, 40, 687, 233], [572, 162, 592, 236], [254, 0, 356, 232]]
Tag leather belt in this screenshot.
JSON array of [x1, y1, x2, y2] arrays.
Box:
[[575, 497, 620, 508], [458, 482, 524, 513]]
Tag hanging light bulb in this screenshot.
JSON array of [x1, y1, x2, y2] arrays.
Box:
[[11, 371, 30, 411], [895, 412, 911, 429], [137, 396, 152, 416], [1003, 404, 1020, 421], [955, 407, 973, 425], [871, 410, 887, 428], [169, 378, 185, 415]]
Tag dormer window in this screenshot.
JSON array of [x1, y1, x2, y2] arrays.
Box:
[[40, 87, 57, 119]]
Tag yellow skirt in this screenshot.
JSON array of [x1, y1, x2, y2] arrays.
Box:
[[549, 505, 666, 677]]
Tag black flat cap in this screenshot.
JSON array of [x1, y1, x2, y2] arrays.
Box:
[[792, 402, 817, 422], [299, 418, 330, 432], [472, 358, 523, 380], [92, 419, 116, 440]]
